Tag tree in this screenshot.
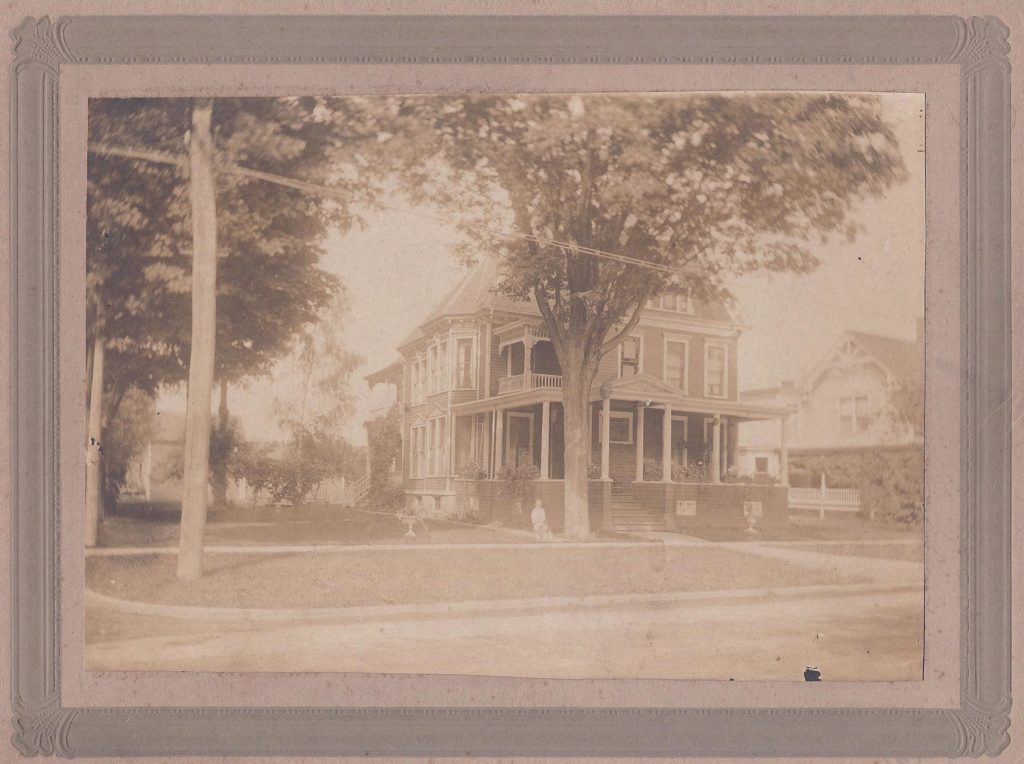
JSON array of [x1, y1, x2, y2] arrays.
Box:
[[274, 295, 362, 501], [366, 403, 403, 510], [87, 97, 359, 559], [397, 93, 909, 538], [177, 99, 219, 580]]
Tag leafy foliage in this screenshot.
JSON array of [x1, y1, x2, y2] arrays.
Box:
[[366, 403, 404, 511], [383, 93, 910, 538], [101, 388, 158, 506], [789, 447, 923, 524]]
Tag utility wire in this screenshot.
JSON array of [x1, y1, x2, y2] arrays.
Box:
[[89, 143, 693, 277]]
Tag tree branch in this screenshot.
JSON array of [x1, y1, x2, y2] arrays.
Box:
[[600, 285, 655, 355]]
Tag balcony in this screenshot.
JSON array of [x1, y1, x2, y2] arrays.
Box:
[[497, 372, 563, 395]]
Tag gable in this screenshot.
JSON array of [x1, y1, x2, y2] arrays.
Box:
[[596, 372, 684, 400], [804, 332, 921, 393]]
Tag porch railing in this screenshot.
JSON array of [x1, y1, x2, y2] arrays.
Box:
[[497, 372, 563, 395]]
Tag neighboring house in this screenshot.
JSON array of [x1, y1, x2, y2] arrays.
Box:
[[366, 256, 793, 534], [737, 321, 924, 482]]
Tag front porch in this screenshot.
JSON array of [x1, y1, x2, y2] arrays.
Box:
[[438, 373, 795, 534]]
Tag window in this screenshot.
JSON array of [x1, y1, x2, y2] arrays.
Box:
[[839, 395, 871, 434], [410, 359, 425, 404], [755, 456, 769, 473], [437, 416, 447, 474], [438, 341, 448, 393], [664, 337, 689, 392], [454, 337, 475, 389], [619, 336, 642, 377], [648, 292, 694, 313], [599, 411, 634, 444], [425, 341, 450, 395], [704, 342, 728, 398], [410, 424, 427, 477]]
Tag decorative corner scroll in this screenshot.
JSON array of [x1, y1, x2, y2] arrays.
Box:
[[947, 16, 1012, 75], [10, 16, 77, 76], [10, 696, 78, 758], [945, 696, 1012, 757]]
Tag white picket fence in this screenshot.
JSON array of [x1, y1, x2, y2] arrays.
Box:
[[788, 486, 865, 519]]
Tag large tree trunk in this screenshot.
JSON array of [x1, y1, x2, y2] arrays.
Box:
[[177, 99, 218, 580], [560, 349, 600, 539], [212, 379, 229, 506], [84, 333, 105, 548]]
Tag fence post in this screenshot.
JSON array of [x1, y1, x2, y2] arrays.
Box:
[[819, 473, 826, 520]]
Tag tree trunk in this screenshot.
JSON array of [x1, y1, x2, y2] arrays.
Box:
[[177, 99, 218, 580], [560, 353, 599, 539], [84, 332, 105, 548], [212, 379, 229, 506]]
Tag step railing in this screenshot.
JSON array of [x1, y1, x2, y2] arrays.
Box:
[[349, 473, 371, 505]]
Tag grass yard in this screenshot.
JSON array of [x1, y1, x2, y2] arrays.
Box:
[[763, 541, 924, 562], [678, 515, 923, 543], [86, 544, 870, 610], [100, 502, 532, 548]]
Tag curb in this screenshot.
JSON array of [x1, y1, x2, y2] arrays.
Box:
[[85, 581, 920, 624]]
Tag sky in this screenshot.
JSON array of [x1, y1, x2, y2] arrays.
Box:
[[158, 92, 925, 448]]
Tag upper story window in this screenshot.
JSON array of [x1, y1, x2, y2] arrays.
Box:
[[618, 336, 643, 378], [453, 336, 475, 389], [410, 357, 426, 404], [648, 291, 694, 314], [664, 336, 689, 393], [426, 340, 449, 395], [838, 395, 871, 434], [704, 341, 728, 398]]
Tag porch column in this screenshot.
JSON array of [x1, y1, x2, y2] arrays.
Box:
[[662, 406, 673, 483], [540, 400, 551, 479], [635, 406, 645, 482], [711, 414, 722, 484], [779, 416, 790, 486], [523, 328, 534, 388], [494, 409, 504, 474], [484, 411, 493, 476], [600, 396, 611, 481]]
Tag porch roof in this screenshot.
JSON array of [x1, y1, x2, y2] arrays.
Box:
[[593, 373, 795, 419], [450, 373, 795, 421]]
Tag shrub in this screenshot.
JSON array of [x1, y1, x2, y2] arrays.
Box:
[[673, 461, 710, 483], [789, 446, 923, 524], [460, 460, 489, 480]]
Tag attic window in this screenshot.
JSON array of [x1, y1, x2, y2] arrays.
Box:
[[649, 292, 694, 314]]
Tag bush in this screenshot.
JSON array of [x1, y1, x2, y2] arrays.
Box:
[[674, 461, 710, 483], [789, 446, 923, 524]]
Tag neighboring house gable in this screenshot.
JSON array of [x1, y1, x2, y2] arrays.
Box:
[[738, 324, 923, 477]]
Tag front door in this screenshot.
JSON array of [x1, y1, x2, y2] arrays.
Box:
[[505, 412, 534, 468]]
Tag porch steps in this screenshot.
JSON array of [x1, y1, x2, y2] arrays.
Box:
[[609, 494, 665, 533]]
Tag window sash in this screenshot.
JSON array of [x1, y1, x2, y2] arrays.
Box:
[[705, 344, 727, 397], [665, 339, 688, 391]]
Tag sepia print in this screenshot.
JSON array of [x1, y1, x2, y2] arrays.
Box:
[[84, 91, 925, 680]]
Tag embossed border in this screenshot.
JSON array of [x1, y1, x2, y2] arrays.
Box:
[[8, 14, 1011, 758]]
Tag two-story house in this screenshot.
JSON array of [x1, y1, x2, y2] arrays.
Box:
[[737, 322, 924, 481], [367, 256, 793, 534]]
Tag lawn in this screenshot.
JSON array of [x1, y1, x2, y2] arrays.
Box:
[[86, 544, 870, 610], [678, 515, 923, 543], [99, 501, 532, 548], [763, 541, 924, 562]]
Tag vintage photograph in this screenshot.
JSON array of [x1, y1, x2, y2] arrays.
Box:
[[84, 91, 924, 679]]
